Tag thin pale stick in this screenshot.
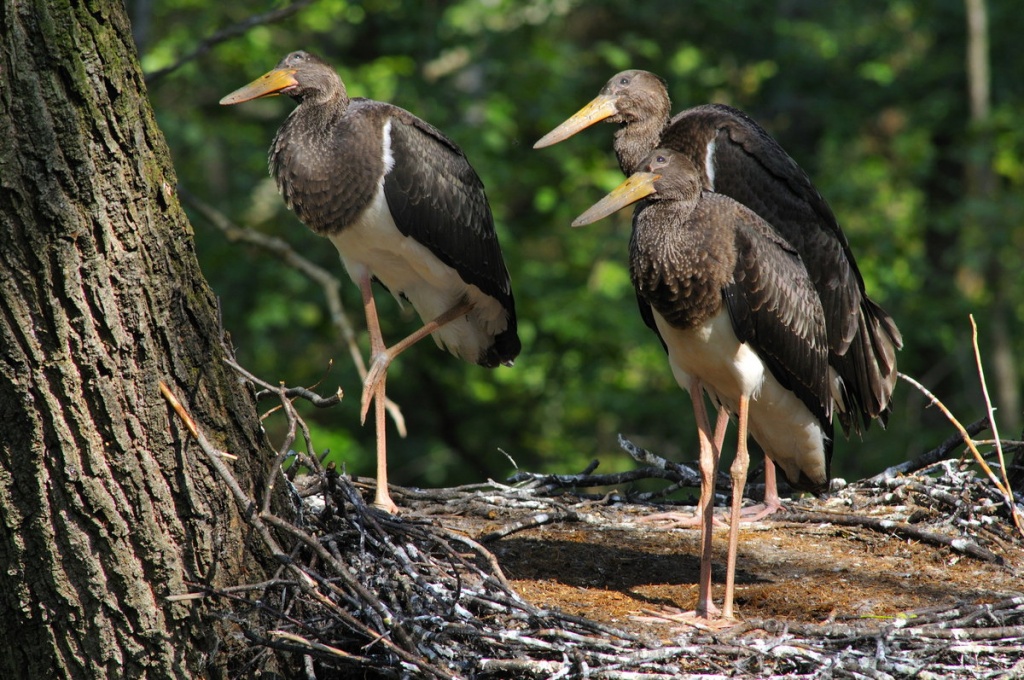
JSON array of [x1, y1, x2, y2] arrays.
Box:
[[969, 315, 1022, 535], [898, 371, 1023, 537]]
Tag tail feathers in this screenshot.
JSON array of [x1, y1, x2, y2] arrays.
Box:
[[479, 323, 521, 368], [833, 298, 902, 438]]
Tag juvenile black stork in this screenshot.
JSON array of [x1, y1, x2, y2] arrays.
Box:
[[221, 51, 520, 513], [573, 148, 832, 621], [536, 70, 901, 515]]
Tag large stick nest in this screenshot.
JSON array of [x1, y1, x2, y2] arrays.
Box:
[[200, 435, 1023, 679], [160, 344, 1024, 678]]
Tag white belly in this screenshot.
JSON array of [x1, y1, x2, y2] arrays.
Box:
[[653, 309, 829, 489], [328, 185, 508, 364]]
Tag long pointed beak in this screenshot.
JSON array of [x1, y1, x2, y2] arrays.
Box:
[[533, 94, 619, 149], [571, 172, 660, 227], [220, 68, 299, 105]]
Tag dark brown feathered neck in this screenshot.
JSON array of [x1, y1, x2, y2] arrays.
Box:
[[295, 79, 347, 108], [606, 73, 672, 174], [614, 113, 668, 175], [284, 81, 350, 135], [271, 95, 385, 235]]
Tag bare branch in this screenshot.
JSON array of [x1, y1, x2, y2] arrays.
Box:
[[898, 365, 1023, 538], [617, 434, 705, 488], [970, 314, 1022, 536], [145, 1, 316, 84], [867, 416, 990, 483], [781, 510, 1003, 564], [254, 384, 342, 408]]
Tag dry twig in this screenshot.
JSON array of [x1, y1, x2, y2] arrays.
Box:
[[969, 314, 1023, 536], [145, 1, 316, 84], [898, 368, 1023, 538]]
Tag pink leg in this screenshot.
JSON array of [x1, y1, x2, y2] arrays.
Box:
[[692, 379, 722, 619], [763, 458, 781, 509], [359, 298, 474, 423], [723, 394, 751, 620], [356, 274, 399, 513], [371, 365, 395, 513], [641, 406, 729, 529], [635, 400, 747, 628], [711, 406, 729, 456], [738, 456, 785, 522], [357, 274, 474, 513]]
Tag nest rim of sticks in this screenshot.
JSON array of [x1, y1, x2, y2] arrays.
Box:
[[184, 424, 1023, 678]]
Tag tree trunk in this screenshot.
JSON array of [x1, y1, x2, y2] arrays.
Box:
[[964, 0, 1020, 434], [0, 2, 268, 677]]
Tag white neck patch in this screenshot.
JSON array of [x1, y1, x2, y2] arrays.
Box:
[[380, 119, 396, 176], [704, 138, 717, 189]]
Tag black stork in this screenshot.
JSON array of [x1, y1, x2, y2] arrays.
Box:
[[536, 69, 901, 515], [573, 148, 832, 621], [221, 51, 520, 513]]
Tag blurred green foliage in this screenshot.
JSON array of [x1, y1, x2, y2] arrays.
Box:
[[139, 0, 1024, 491]]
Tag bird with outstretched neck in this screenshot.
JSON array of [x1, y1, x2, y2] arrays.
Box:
[[537, 70, 901, 518], [222, 51, 520, 514], [573, 148, 833, 623]]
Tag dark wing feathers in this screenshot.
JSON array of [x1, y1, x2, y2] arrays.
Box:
[[636, 293, 667, 352], [665, 105, 862, 354], [666, 104, 902, 436], [721, 200, 833, 437], [382, 106, 514, 311], [666, 105, 844, 248]]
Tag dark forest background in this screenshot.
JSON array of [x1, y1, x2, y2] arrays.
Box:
[[137, 0, 1023, 492]]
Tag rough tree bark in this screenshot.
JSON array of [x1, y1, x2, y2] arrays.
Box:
[[0, 1, 270, 677]]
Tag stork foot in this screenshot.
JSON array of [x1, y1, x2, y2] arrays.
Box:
[[640, 509, 728, 529], [738, 498, 786, 523], [372, 484, 400, 515], [631, 605, 738, 630]]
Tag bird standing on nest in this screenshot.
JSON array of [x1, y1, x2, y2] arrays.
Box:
[[573, 148, 833, 622], [536, 70, 901, 516], [222, 51, 520, 513]]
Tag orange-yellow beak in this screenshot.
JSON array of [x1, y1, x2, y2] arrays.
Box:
[[571, 172, 660, 227], [220, 68, 299, 105], [533, 94, 619, 149]]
